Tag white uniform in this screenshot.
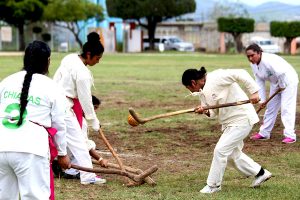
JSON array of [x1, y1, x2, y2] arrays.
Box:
[[0, 71, 67, 200], [53, 53, 99, 182], [198, 69, 262, 187], [250, 52, 298, 140]]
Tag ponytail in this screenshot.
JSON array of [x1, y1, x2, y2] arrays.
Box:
[[81, 32, 104, 58], [17, 72, 33, 126], [17, 41, 51, 126], [182, 66, 207, 86]]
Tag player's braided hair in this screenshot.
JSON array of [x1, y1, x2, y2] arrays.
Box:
[[182, 66, 207, 86], [17, 41, 51, 126], [81, 32, 104, 59]]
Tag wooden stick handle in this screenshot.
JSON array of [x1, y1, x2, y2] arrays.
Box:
[[98, 128, 125, 171], [256, 88, 284, 114], [131, 100, 251, 124], [203, 99, 251, 110], [143, 108, 195, 122]]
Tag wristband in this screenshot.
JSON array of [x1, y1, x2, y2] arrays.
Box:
[[98, 157, 103, 162]]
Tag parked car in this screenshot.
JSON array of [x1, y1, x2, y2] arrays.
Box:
[[143, 36, 194, 52], [160, 36, 195, 52], [250, 36, 281, 53]]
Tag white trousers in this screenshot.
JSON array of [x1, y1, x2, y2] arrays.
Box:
[[0, 152, 50, 200], [207, 125, 261, 187], [65, 113, 96, 182], [259, 83, 298, 140]]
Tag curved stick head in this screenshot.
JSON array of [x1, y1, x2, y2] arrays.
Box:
[[129, 107, 146, 124], [134, 165, 158, 182], [127, 114, 140, 127]]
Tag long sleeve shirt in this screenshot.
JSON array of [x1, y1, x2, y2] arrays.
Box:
[[198, 69, 260, 130], [250, 52, 299, 102], [0, 71, 67, 157], [53, 53, 98, 121]]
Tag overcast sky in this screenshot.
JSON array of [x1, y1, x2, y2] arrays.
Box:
[[231, 0, 300, 6]]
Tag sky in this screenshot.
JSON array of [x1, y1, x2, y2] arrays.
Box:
[[230, 0, 300, 6]]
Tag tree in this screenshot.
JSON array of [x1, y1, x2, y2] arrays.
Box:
[[218, 17, 254, 53], [43, 0, 104, 48], [106, 0, 196, 50], [0, 0, 48, 50], [270, 21, 300, 54]]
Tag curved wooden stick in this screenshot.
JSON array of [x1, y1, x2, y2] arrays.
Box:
[[71, 164, 158, 183], [256, 88, 284, 114], [129, 99, 251, 125], [92, 160, 156, 185]]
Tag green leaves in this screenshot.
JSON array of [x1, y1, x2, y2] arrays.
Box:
[[0, 0, 47, 25], [217, 17, 254, 33], [43, 0, 104, 22], [106, 0, 196, 20], [271, 21, 300, 38]]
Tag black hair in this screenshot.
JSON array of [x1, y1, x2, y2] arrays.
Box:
[[81, 32, 104, 59], [18, 41, 51, 126], [182, 66, 207, 86], [245, 43, 263, 53], [92, 95, 101, 106]]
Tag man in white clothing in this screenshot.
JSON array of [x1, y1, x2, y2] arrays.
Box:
[[182, 67, 272, 193], [246, 43, 298, 144]]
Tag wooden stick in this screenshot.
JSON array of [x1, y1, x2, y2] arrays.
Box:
[[256, 88, 284, 114], [71, 164, 158, 183], [92, 160, 156, 186], [129, 99, 251, 125], [98, 128, 125, 171], [98, 128, 137, 185]]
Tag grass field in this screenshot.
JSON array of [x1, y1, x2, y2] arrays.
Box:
[[0, 52, 300, 200]]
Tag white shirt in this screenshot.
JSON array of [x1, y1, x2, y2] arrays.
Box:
[[0, 71, 67, 157], [250, 52, 299, 102], [53, 53, 98, 121], [199, 69, 259, 130]]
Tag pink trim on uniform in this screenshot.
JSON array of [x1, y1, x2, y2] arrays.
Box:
[[72, 98, 83, 128], [46, 127, 58, 200]]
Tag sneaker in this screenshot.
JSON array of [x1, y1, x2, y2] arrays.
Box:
[[251, 169, 272, 188], [62, 172, 80, 179], [200, 185, 221, 194], [250, 133, 269, 140], [282, 137, 296, 144], [81, 176, 107, 185]]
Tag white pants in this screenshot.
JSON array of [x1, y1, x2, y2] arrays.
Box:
[[259, 83, 298, 140], [65, 113, 96, 182], [207, 125, 261, 187], [0, 152, 50, 200]]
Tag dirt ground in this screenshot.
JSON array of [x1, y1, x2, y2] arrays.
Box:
[[89, 110, 300, 183]]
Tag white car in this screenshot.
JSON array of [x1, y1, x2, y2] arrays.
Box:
[[160, 36, 195, 52], [250, 37, 281, 53]]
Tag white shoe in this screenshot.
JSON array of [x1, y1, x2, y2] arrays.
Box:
[[81, 176, 107, 185], [251, 169, 272, 188], [200, 185, 221, 194]]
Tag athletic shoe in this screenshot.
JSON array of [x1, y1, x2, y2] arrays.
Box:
[[81, 176, 107, 185], [200, 185, 221, 194], [250, 133, 269, 140], [251, 169, 272, 188], [282, 137, 296, 144], [62, 172, 80, 179]]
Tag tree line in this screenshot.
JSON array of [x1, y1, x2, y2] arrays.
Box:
[[0, 0, 299, 53]]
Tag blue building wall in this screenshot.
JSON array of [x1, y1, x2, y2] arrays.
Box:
[[80, 0, 123, 43]]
